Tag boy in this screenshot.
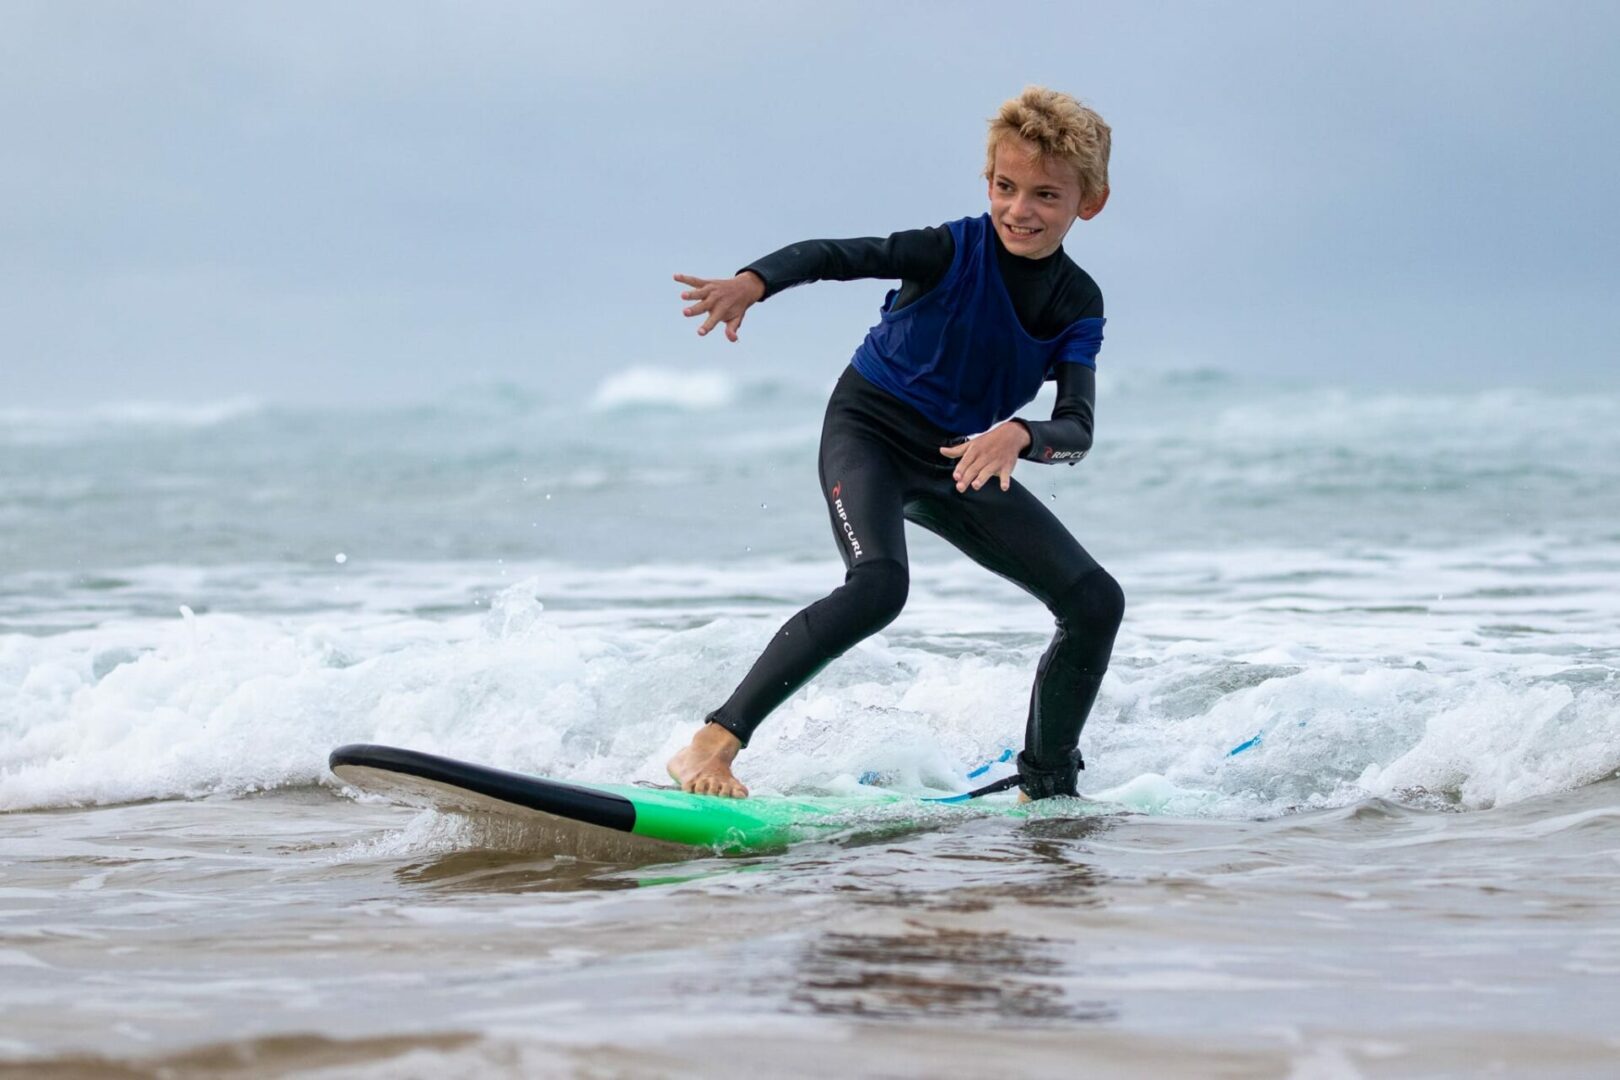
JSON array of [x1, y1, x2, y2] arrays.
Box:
[[667, 86, 1124, 802]]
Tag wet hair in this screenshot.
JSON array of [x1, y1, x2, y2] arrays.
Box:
[[984, 86, 1111, 205]]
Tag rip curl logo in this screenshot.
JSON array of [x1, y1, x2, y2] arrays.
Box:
[[829, 480, 863, 558], [1044, 448, 1088, 462]]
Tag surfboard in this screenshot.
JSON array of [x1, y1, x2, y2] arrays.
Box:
[[329, 743, 1066, 855]]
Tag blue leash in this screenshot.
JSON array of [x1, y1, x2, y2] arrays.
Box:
[[861, 747, 1019, 803], [922, 771, 1022, 804], [964, 747, 1014, 778], [1227, 733, 1263, 756]]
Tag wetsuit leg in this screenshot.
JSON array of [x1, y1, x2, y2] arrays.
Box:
[[906, 478, 1124, 796], [704, 400, 911, 747]]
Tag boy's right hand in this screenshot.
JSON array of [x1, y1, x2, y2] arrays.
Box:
[[674, 271, 765, 342]]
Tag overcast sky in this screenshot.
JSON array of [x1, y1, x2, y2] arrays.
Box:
[[4, 1, 1618, 407]]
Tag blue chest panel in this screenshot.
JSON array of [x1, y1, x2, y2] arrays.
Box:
[[850, 214, 1104, 435]]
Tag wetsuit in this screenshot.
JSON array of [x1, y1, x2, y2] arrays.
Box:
[[706, 215, 1125, 799]]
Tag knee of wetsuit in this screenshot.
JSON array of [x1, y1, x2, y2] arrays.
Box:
[[1016, 748, 1083, 800], [846, 557, 910, 631], [801, 557, 910, 651], [1053, 568, 1125, 636]]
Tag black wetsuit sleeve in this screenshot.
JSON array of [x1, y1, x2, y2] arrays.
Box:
[[1016, 364, 1095, 464], [739, 226, 955, 300]]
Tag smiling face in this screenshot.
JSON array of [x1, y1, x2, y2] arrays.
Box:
[[986, 135, 1108, 259]]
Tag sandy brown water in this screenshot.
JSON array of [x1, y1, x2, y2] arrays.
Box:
[[3, 780, 1618, 1079]]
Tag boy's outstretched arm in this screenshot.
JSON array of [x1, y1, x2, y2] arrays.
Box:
[[675, 227, 953, 343], [740, 227, 954, 300], [673, 271, 766, 342]]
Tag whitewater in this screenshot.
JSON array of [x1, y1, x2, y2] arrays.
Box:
[[2, 366, 1618, 1076]]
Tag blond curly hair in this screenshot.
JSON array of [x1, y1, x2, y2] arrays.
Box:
[[984, 86, 1111, 204]]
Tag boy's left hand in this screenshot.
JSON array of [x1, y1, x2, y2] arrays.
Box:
[[940, 422, 1032, 493]]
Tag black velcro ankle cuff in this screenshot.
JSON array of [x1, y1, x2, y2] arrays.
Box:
[[704, 711, 750, 749], [1016, 749, 1083, 800]]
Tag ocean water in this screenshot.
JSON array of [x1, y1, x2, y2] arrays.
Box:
[[2, 367, 1618, 1077]]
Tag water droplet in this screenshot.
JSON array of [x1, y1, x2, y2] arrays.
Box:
[[334, 553, 348, 564], [545, 493, 552, 500]]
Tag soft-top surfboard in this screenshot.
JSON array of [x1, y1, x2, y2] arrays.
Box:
[[329, 743, 1073, 854]]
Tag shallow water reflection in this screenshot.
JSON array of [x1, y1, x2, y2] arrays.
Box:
[[395, 850, 642, 894], [792, 927, 1117, 1025]]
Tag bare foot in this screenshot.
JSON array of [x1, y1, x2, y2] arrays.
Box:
[[667, 722, 749, 798]]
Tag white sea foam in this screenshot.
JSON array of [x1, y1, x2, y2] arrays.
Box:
[[3, 542, 1616, 817], [0, 397, 263, 444], [588, 366, 737, 411]]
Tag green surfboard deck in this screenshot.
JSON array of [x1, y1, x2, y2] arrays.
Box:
[[604, 782, 957, 850], [329, 743, 1084, 853]]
